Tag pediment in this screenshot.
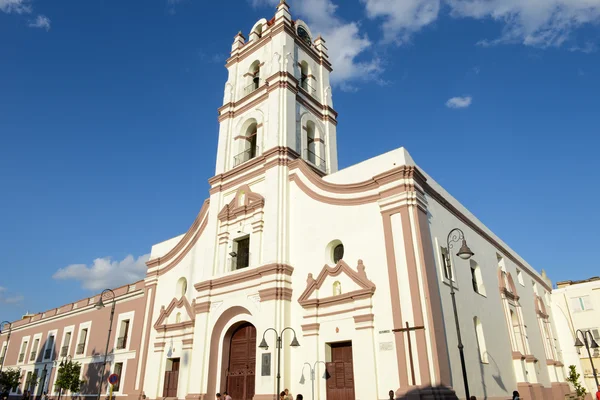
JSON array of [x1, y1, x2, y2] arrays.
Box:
[[154, 296, 196, 331], [218, 184, 265, 222], [298, 260, 376, 307]]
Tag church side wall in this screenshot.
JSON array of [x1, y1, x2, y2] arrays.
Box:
[[426, 193, 564, 399]]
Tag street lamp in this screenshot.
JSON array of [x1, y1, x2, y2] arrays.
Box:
[[0, 321, 12, 374], [445, 228, 474, 400], [258, 327, 300, 397], [95, 289, 116, 400], [299, 361, 328, 400], [574, 329, 600, 389], [56, 355, 72, 400]]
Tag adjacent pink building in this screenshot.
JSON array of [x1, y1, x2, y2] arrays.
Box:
[[0, 280, 148, 400]]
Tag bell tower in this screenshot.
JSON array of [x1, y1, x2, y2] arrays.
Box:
[[215, 0, 338, 176]]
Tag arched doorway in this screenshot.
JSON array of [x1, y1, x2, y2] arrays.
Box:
[[224, 322, 256, 400]]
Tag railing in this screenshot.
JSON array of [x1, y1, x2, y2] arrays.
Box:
[[301, 79, 317, 97], [117, 336, 127, 350], [29, 351, 37, 362], [243, 80, 262, 96], [76, 343, 85, 355], [44, 348, 52, 359], [18, 353, 24, 363], [303, 149, 326, 173], [233, 147, 259, 167], [60, 346, 68, 357]]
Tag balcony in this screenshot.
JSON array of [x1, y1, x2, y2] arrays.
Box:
[[18, 353, 24, 363], [60, 346, 68, 357], [76, 343, 85, 355], [300, 80, 317, 97], [116, 336, 127, 350], [233, 147, 259, 167], [29, 351, 37, 362], [243, 80, 262, 96], [304, 149, 326, 173], [44, 348, 52, 359]]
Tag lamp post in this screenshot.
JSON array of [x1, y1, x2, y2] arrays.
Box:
[[574, 329, 600, 389], [300, 361, 327, 400], [0, 321, 12, 374], [56, 355, 72, 400], [258, 327, 300, 397], [445, 228, 475, 400], [95, 289, 116, 400]]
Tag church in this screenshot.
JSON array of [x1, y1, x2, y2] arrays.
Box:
[[0, 2, 574, 400]]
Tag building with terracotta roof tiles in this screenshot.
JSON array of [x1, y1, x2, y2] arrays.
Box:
[[0, 3, 574, 400]]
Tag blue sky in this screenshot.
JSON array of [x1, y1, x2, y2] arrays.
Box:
[[1, 0, 599, 322]]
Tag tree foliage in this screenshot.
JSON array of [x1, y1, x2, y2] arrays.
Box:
[[24, 371, 39, 391], [55, 361, 85, 394], [0, 368, 22, 392], [566, 365, 587, 399]]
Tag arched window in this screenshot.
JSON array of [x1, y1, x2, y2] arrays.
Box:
[[176, 278, 187, 298], [306, 121, 316, 164], [474, 317, 489, 363], [245, 60, 261, 95], [235, 120, 258, 166], [470, 260, 486, 296], [300, 61, 309, 90], [175, 312, 181, 324], [333, 281, 342, 296], [333, 243, 344, 264]]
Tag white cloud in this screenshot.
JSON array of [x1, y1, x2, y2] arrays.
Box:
[[28, 14, 50, 30], [251, 0, 382, 88], [446, 95, 472, 108], [361, 0, 441, 44], [0, 286, 24, 305], [362, 0, 600, 49], [0, 0, 31, 14], [53, 254, 150, 291]]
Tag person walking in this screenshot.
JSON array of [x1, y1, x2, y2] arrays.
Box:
[[295, 395, 303, 400], [512, 391, 520, 400], [388, 390, 395, 400], [222, 392, 232, 400], [595, 384, 600, 400], [279, 392, 286, 400], [215, 394, 221, 399]]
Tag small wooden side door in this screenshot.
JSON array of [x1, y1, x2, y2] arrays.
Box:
[[163, 358, 180, 398], [326, 343, 355, 400]]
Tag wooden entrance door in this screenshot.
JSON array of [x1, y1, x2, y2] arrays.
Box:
[[326, 342, 355, 400], [226, 323, 256, 400], [163, 358, 180, 398]]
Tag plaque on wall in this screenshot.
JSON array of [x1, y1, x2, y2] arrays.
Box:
[[261, 353, 271, 376]]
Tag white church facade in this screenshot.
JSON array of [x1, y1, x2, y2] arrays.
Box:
[[138, 2, 572, 400], [0, 2, 575, 400]]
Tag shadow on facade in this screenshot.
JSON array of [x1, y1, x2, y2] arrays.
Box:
[[393, 385, 458, 400], [79, 348, 111, 399]]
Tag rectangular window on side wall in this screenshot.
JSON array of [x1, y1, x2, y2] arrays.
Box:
[[30, 339, 39, 362], [61, 332, 71, 357], [77, 328, 88, 355], [117, 320, 130, 349], [516, 269, 524, 286], [113, 362, 123, 391], [440, 247, 451, 280], [571, 296, 593, 312], [45, 335, 55, 359]]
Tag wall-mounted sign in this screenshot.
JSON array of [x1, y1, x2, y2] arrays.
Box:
[[379, 330, 390, 334], [261, 353, 271, 376], [379, 342, 394, 351]]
